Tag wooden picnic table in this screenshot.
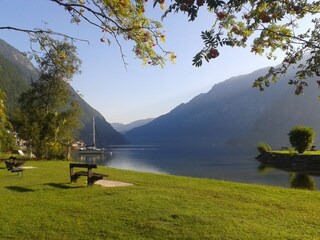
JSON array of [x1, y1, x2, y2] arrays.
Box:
[[69, 163, 108, 186]]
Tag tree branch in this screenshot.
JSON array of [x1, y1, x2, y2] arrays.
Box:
[[50, 0, 126, 32], [0, 26, 89, 44]]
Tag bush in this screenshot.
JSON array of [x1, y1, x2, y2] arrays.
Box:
[[0, 129, 15, 153], [288, 125, 315, 154], [256, 142, 272, 153]]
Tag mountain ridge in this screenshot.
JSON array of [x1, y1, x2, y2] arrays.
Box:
[[111, 118, 154, 134], [125, 64, 320, 148]]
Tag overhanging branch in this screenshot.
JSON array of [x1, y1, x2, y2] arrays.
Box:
[[0, 26, 89, 44]]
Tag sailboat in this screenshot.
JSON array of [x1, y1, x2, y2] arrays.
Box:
[[78, 117, 104, 154]]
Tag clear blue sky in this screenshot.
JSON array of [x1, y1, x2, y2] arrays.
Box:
[[0, 0, 286, 124]]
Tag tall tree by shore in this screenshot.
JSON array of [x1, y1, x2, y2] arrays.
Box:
[[18, 41, 81, 159], [0, 90, 15, 153]]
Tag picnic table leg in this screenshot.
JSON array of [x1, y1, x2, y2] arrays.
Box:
[[70, 166, 76, 183], [87, 167, 93, 186]]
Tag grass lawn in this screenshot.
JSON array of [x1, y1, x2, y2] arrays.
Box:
[[1, 160, 320, 239], [270, 150, 320, 155], [0, 153, 21, 159]]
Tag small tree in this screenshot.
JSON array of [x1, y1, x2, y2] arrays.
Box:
[[0, 90, 15, 153], [288, 125, 315, 154], [256, 142, 272, 153]]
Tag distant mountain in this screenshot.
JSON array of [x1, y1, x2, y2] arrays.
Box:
[[125, 65, 320, 148], [0, 53, 29, 119], [111, 118, 154, 134], [0, 39, 38, 83], [0, 39, 127, 146]]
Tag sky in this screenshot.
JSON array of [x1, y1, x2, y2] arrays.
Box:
[[0, 0, 288, 124]]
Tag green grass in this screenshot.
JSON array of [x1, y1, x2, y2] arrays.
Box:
[[271, 150, 320, 155], [0, 153, 20, 159], [1, 161, 320, 239]]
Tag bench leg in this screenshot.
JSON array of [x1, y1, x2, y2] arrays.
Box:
[[70, 174, 81, 183], [87, 175, 104, 186]]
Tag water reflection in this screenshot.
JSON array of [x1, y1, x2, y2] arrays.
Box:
[[290, 173, 316, 190], [72, 145, 320, 190], [77, 152, 112, 165], [106, 150, 168, 174], [258, 164, 317, 190], [75, 150, 167, 174]]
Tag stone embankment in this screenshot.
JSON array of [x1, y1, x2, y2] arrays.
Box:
[[256, 152, 320, 176]]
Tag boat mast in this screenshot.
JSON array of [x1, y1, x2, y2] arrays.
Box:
[[92, 117, 96, 147]]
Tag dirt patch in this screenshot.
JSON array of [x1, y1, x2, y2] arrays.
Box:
[[94, 180, 134, 188], [21, 166, 37, 169]]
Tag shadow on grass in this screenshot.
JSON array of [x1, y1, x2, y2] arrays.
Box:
[[45, 183, 83, 189], [5, 186, 35, 192]]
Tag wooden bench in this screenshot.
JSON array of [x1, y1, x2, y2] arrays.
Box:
[[69, 163, 108, 186], [5, 157, 24, 176]]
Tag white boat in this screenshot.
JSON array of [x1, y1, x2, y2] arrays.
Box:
[[78, 117, 104, 154]]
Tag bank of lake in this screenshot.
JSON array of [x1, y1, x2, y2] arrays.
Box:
[[1, 160, 320, 239]]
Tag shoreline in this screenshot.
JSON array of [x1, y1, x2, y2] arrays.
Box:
[[256, 151, 320, 176]]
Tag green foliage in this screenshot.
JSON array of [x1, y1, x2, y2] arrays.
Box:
[[0, 90, 15, 153], [18, 41, 81, 159], [36, 40, 81, 81], [4, 0, 320, 90], [288, 125, 315, 154], [0, 130, 15, 153], [48, 0, 176, 67], [3, 0, 320, 85], [156, 0, 320, 94], [256, 142, 272, 153], [0, 90, 5, 123], [288, 146, 296, 156]]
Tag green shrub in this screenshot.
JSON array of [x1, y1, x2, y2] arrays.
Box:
[[0, 129, 15, 153], [288, 147, 296, 156], [256, 142, 272, 153], [288, 125, 315, 154]]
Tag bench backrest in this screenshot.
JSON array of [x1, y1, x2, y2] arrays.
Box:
[[69, 163, 97, 169]]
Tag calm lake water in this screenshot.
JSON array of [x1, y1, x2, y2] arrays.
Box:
[[74, 144, 320, 190]]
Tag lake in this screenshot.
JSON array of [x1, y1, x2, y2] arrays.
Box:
[[75, 144, 320, 190]]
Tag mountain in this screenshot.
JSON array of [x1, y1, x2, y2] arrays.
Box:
[[0, 39, 38, 83], [0, 53, 29, 119], [111, 118, 154, 134], [0, 39, 127, 146], [125, 65, 320, 148]]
